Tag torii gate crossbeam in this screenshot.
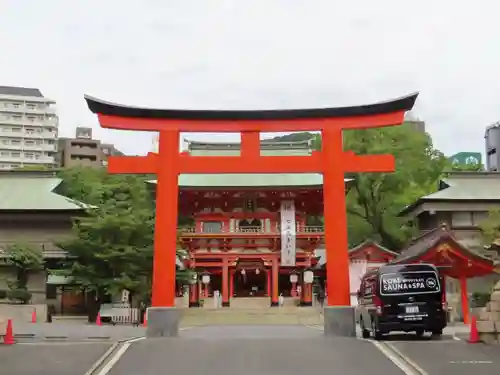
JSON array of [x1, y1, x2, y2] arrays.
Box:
[[85, 92, 418, 337]]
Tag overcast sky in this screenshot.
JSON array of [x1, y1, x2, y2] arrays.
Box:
[[1, 1, 499, 157]]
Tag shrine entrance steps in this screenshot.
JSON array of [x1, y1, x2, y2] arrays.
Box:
[[180, 304, 323, 327]]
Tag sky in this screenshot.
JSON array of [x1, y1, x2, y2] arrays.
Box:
[[1, 1, 499, 157]]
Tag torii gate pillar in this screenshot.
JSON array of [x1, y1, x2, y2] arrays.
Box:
[[85, 92, 418, 337]]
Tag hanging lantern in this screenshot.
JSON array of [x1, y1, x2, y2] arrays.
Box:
[[303, 269, 314, 284], [289, 272, 299, 284], [241, 269, 246, 275], [255, 268, 260, 275]]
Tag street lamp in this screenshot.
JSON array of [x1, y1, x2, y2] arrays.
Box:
[[303, 269, 314, 284], [201, 271, 211, 285]]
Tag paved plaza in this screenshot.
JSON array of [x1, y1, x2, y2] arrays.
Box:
[[2, 324, 500, 374]]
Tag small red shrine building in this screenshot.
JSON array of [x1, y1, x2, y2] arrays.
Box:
[[391, 223, 497, 324], [149, 139, 350, 307]]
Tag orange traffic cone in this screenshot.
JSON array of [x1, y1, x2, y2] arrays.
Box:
[[468, 315, 480, 343], [96, 312, 102, 326], [31, 308, 37, 323], [3, 319, 14, 345], [142, 311, 147, 327]]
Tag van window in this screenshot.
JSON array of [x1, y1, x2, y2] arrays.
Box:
[[380, 271, 440, 296]]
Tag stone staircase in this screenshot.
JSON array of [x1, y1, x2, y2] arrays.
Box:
[[180, 301, 323, 327]]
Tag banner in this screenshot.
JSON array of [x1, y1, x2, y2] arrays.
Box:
[[280, 200, 296, 266]]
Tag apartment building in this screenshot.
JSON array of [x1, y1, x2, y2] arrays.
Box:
[[485, 121, 500, 171], [57, 127, 123, 168], [0, 86, 59, 169]]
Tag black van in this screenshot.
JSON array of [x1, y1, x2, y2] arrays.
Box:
[[356, 263, 447, 340]]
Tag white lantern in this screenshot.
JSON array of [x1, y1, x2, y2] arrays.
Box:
[[201, 273, 211, 285], [241, 269, 246, 275], [255, 269, 260, 275], [289, 273, 298, 284], [303, 269, 314, 284]]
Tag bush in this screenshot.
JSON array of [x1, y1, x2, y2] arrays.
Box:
[[0, 290, 7, 299], [6, 288, 32, 304], [472, 292, 490, 308]]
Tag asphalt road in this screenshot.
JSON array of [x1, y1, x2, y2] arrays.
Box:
[[107, 326, 406, 375], [390, 340, 500, 375], [0, 342, 112, 375]]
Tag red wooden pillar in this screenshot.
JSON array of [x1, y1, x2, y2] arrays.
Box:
[[222, 259, 230, 307], [266, 269, 271, 297], [459, 276, 470, 324], [189, 283, 199, 308], [152, 130, 180, 307], [271, 258, 279, 307], [322, 128, 350, 307], [301, 282, 313, 307], [230, 270, 235, 297]]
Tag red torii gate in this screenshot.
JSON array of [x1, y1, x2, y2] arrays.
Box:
[[85, 92, 418, 337]]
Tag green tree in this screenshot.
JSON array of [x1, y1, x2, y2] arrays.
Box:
[[297, 125, 445, 250], [479, 209, 500, 245], [5, 243, 44, 304], [55, 167, 191, 320]]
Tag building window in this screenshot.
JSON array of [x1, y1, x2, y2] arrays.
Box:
[[24, 153, 34, 159], [11, 103, 20, 108], [11, 152, 20, 157], [27, 104, 36, 110], [11, 140, 20, 144], [472, 212, 488, 226], [12, 127, 21, 132], [451, 212, 473, 227], [25, 140, 35, 145], [0, 151, 9, 156], [202, 221, 223, 233]]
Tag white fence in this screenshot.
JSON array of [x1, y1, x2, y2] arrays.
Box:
[[99, 303, 141, 326]]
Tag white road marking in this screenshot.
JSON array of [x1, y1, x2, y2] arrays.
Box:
[[83, 342, 119, 375], [95, 342, 131, 375], [372, 341, 422, 375], [387, 342, 429, 375]]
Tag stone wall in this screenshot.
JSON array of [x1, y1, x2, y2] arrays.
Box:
[[476, 281, 500, 344], [0, 304, 47, 326]]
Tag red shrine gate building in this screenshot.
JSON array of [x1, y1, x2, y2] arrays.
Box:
[[160, 139, 342, 307]]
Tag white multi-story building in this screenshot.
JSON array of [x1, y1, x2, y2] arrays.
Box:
[[0, 86, 59, 169]]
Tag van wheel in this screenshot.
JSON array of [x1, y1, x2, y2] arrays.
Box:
[[360, 318, 370, 339], [431, 328, 442, 337], [372, 320, 383, 341]]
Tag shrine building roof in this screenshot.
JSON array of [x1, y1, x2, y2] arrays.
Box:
[[391, 223, 496, 278], [399, 172, 500, 217], [147, 139, 351, 188], [0, 170, 88, 211]]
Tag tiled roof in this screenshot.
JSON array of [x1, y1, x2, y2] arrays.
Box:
[[0, 177, 86, 211], [0, 85, 43, 97], [392, 224, 494, 265], [399, 172, 500, 216], [348, 240, 399, 256]]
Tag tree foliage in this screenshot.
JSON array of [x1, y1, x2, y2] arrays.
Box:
[[479, 209, 500, 245], [5, 242, 44, 303], [271, 124, 446, 250], [55, 167, 188, 318]]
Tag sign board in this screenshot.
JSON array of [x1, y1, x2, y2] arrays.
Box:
[[280, 200, 296, 266], [449, 152, 482, 166], [380, 271, 440, 296]]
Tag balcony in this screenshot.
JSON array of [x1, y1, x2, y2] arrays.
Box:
[[178, 225, 324, 236]]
